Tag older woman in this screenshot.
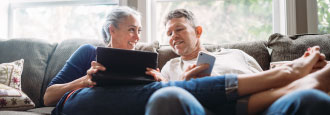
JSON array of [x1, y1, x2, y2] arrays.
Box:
[[43, 6, 142, 112]]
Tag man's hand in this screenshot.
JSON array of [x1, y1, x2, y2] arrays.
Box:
[[80, 61, 106, 87], [181, 64, 210, 80], [146, 68, 167, 81]]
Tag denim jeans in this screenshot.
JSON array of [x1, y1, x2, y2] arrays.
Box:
[[145, 88, 330, 115], [145, 87, 213, 115], [264, 89, 330, 115], [52, 75, 238, 115]]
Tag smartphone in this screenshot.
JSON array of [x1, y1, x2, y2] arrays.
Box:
[[196, 51, 216, 75]]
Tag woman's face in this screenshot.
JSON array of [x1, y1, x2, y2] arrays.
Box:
[[109, 15, 141, 50]]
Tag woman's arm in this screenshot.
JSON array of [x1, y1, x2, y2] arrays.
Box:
[[43, 76, 87, 106], [44, 61, 104, 106]]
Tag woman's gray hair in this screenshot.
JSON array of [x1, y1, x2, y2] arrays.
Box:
[[102, 6, 141, 44]]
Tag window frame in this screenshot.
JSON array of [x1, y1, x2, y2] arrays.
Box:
[[306, 0, 318, 34], [273, 0, 296, 35]]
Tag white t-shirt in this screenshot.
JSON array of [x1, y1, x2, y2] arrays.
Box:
[[161, 48, 263, 81]]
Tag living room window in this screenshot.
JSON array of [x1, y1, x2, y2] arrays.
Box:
[[317, 0, 330, 34], [8, 0, 119, 43], [3, 0, 324, 44], [151, 0, 273, 45]]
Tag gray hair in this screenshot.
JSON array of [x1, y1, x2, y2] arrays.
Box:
[[164, 9, 196, 27], [102, 6, 141, 44]]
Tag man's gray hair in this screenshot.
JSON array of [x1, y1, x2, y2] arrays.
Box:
[[164, 9, 196, 27], [102, 6, 141, 44]]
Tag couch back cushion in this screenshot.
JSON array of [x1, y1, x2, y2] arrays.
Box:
[[0, 38, 57, 107], [216, 41, 270, 70], [267, 33, 330, 62], [157, 41, 270, 71]]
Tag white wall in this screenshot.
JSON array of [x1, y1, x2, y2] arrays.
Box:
[[0, 0, 9, 38]]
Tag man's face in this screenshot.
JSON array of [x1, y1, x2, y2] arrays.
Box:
[[165, 17, 199, 56], [110, 15, 141, 50]]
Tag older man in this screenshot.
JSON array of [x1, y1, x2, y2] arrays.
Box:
[[146, 9, 262, 81], [145, 9, 330, 115]]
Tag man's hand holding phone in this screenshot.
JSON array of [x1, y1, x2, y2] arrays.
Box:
[[181, 52, 216, 80], [196, 51, 216, 75]]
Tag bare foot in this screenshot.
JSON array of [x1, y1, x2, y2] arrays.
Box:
[[286, 64, 330, 93], [310, 64, 330, 92], [282, 46, 327, 81]]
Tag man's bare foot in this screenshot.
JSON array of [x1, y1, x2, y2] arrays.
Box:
[[282, 46, 327, 82]]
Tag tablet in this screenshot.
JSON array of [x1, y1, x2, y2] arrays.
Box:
[[92, 47, 158, 85]]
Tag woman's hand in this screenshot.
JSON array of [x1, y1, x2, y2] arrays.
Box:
[[146, 68, 167, 82], [181, 64, 210, 80], [80, 61, 106, 87]]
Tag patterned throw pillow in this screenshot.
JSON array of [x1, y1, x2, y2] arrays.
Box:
[[0, 59, 35, 110], [0, 84, 35, 110], [0, 59, 24, 90]]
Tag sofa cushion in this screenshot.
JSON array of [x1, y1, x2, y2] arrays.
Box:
[[27, 107, 54, 114], [0, 111, 43, 115], [205, 41, 270, 70], [215, 41, 270, 70], [0, 38, 57, 108], [267, 33, 330, 62], [135, 41, 159, 53]]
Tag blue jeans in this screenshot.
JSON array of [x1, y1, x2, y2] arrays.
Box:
[[264, 89, 330, 115], [145, 88, 330, 115], [52, 75, 238, 115], [145, 87, 214, 115]]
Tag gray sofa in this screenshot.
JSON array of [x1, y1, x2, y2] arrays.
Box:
[[0, 33, 329, 114]]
